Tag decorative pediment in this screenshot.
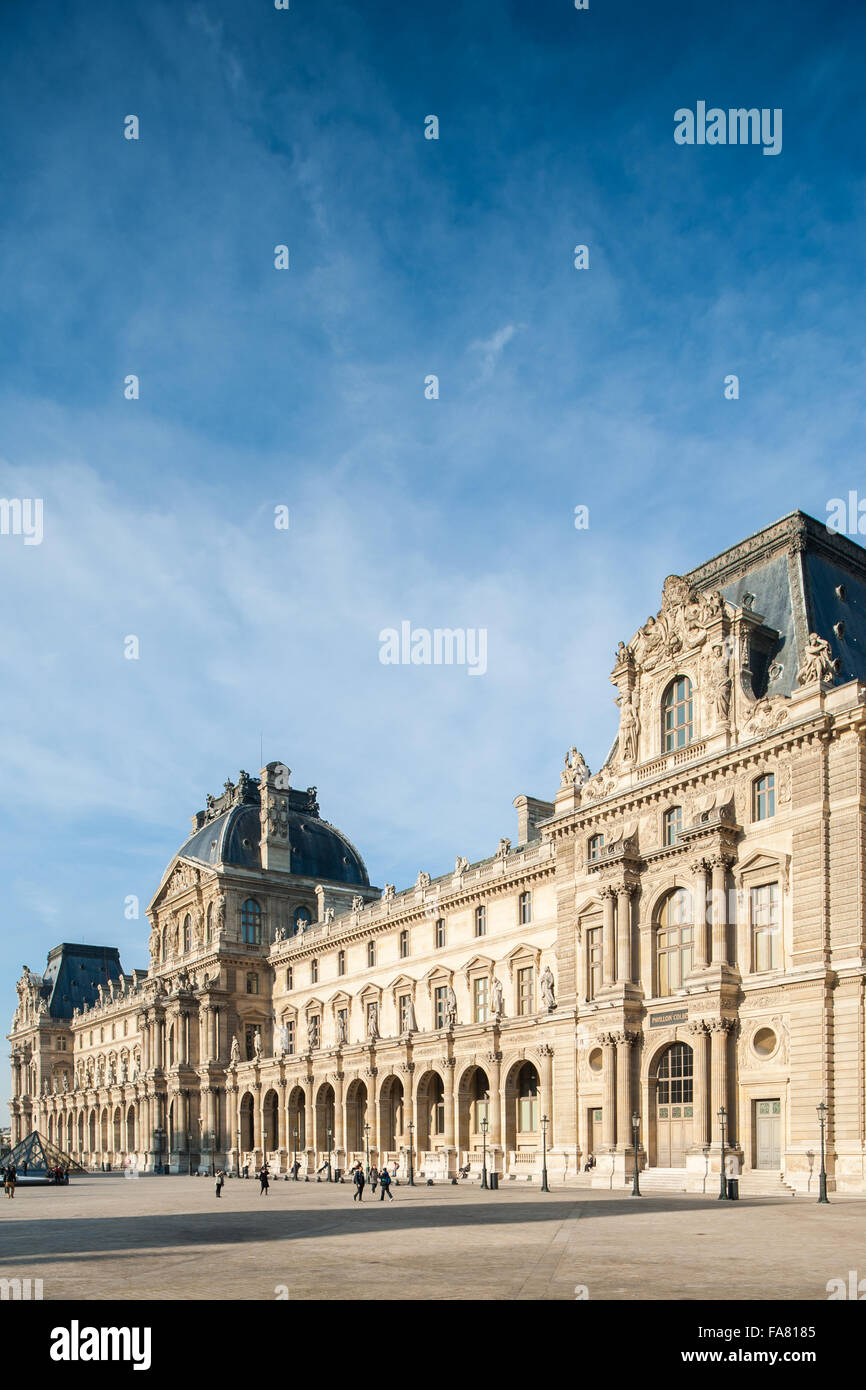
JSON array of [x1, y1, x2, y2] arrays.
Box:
[[502, 942, 541, 979], [386, 974, 417, 1001], [460, 954, 495, 985], [358, 983, 382, 1004], [736, 849, 790, 890], [422, 964, 453, 998]]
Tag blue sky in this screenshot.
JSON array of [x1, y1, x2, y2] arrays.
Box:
[[2, 0, 866, 1105]]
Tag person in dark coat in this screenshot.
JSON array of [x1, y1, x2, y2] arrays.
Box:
[[215, 1170, 225, 1198], [369, 1165, 379, 1194], [259, 1165, 270, 1195], [352, 1166, 365, 1201], [4, 1164, 16, 1199], [379, 1167, 393, 1201]]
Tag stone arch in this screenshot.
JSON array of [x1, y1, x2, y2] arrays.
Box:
[[239, 1090, 255, 1152], [648, 1038, 695, 1168], [100, 1108, 109, 1152], [315, 1082, 335, 1157], [345, 1078, 368, 1154], [113, 1105, 122, 1151], [378, 1074, 404, 1152], [415, 1069, 445, 1151], [126, 1104, 136, 1152], [77, 1111, 85, 1153], [456, 1063, 490, 1154], [262, 1088, 280, 1156], [504, 1058, 541, 1152], [88, 1109, 96, 1153], [287, 1085, 305, 1154]]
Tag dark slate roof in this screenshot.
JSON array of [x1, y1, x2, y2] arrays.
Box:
[[686, 510, 866, 696], [178, 803, 369, 886], [40, 944, 125, 1020]]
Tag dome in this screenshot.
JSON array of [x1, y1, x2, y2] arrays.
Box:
[[177, 802, 369, 886]]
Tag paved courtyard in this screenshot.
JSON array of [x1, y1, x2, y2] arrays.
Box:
[[1, 1175, 863, 1301]]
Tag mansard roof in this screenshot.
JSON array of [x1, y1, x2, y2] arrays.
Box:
[[37, 944, 126, 1020]]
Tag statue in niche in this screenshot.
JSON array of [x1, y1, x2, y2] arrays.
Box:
[[540, 965, 556, 1012], [708, 643, 732, 724], [367, 1004, 379, 1040], [616, 690, 640, 764], [444, 987, 458, 1029], [492, 977, 505, 1018], [230, 1035, 240, 1066]]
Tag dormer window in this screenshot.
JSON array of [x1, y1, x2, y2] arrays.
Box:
[[663, 676, 693, 751]]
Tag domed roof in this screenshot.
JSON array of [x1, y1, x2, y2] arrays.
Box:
[[178, 802, 369, 886]]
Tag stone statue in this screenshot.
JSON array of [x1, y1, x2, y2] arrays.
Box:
[[367, 1003, 379, 1040], [119, 1058, 127, 1083], [230, 1035, 240, 1066], [383, 883, 396, 901], [278, 1022, 290, 1054], [444, 987, 458, 1029], [708, 643, 732, 724], [323, 907, 335, 925], [496, 838, 511, 858], [351, 896, 364, 912], [215, 895, 226, 931], [541, 965, 556, 1012], [254, 1028, 263, 1060], [416, 871, 431, 889], [492, 977, 504, 1018], [335, 1012, 348, 1045], [404, 998, 418, 1033], [617, 690, 640, 764], [561, 747, 590, 788], [797, 632, 839, 686], [62, 1072, 68, 1092], [308, 1017, 320, 1050], [455, 855, 470, 875]]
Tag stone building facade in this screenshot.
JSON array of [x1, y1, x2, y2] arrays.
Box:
[[8, 511, 866, 1191]]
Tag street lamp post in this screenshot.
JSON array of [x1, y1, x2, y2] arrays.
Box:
[[717, 1107, 728, 1200], [364, 1122, 371, 1180], [631, 1112, 641, 1197], [817, 1102, 830, 1204], [540, 1115, 550, 1193], [292, 1127, 298, 1179], [235, 1128, 241, 1177], [407, 1121, 415, 1186], [327, 1128, 333, 1182], [481, 1115, 489, 1190]]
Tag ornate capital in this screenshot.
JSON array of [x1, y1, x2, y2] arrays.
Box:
[[486, 1051, 503, 1066], [599, 885, 619, 902], [599, 1030, 618, 1048], [688, 1019, 708, 1037], [708, 1017, 734, 1035], [538, 1043, 554, 1057]]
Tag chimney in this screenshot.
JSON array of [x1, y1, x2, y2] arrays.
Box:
[[513, 794, 555, 845]]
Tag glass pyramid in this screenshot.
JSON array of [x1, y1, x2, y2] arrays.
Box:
[[3, 1130, 85, 1177]]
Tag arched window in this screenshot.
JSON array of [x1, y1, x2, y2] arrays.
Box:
[[753, 773, 775, 821], [663, 807, 683, 846], [656, 888, 694, 996], [588, 833, 604, 862], [656, 1042, 693, 1104], [241, 898, 262, 945], [293, 906, 312, 934], [662, 676, 693, 751], [183, 914, 192, 953]]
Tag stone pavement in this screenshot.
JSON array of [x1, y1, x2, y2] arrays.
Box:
[[1, 1174, 862, 1301]]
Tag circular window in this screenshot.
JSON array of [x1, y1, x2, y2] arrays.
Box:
[[752, 1026, 777, 1058], [588, 1047, 603, 1073]]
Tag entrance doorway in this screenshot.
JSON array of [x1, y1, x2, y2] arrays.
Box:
[[589, 1107, 603, 1160], [755, 1098, 781, 1169], [654, 1042, 694, 1167]]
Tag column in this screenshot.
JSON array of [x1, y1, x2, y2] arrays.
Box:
[[304, 1073, 315, 1167], [443, 1059, 456, 1170], [709, 1019, 731, 1146], [601, 1033, 616, 1149], [602, 888, 616, 987], [616, 886, 633, 983], [691, 861, 709, 968], [402, 1063, 415, 1166], [213, 1007, 221, 1062], [487, 1051, 502, 1151], [539, 1044, 554, 1142], [365, 1068, 378, 1159], [688, 1021, 709, 1147], [710, 857, 732, 965], [615, 1033, 634, 1148], [253, 1082, 262, 1157]]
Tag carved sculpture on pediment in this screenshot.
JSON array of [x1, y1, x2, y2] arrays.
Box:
[[416, 871, 431, 890], [741, 696, 790, 739], [383, 883, 396, 901], [455, 855, 470, 875], [624, 577, 727, 676], [561, 747, 591, 788]]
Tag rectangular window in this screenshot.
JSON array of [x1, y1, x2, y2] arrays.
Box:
[[435, 918, 446, 949], [398, 994, 412, 1032], [286, 966, 293, 990], [123, 1020, 128, 1036], [338, 950, 345, 976], [399, 929, 409, 959], [473, 976, 489, 1023], [517, 966, 535, 1016], [587, 926, 603, 1000], [475, 905, 486, 937], [311, 959, 318, 984], [367, 941, 375, 968], [519, 1096, 539, 1133], [657, 926, 694, 996], [519, 891, 532, 925], [751, 883, 780, 971], [246, 972, 259, 995], [434, 985, 448, 1029], [286, 1019, 295, 1055], [244, 1026, 256, 1061], [754, 774, 776, 822]]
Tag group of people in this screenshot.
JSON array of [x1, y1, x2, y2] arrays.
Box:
[[351, 1162, 394, 1201]]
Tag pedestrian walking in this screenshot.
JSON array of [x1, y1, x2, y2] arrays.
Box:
[[379, 1167, 393, 1201], [259, 1165, 270, 1195], [215, 1169, 225, 1198], [369, 1164, 379, 1194], [352, 1166, 365, 1201], [4, 1164, 16, 1199]]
